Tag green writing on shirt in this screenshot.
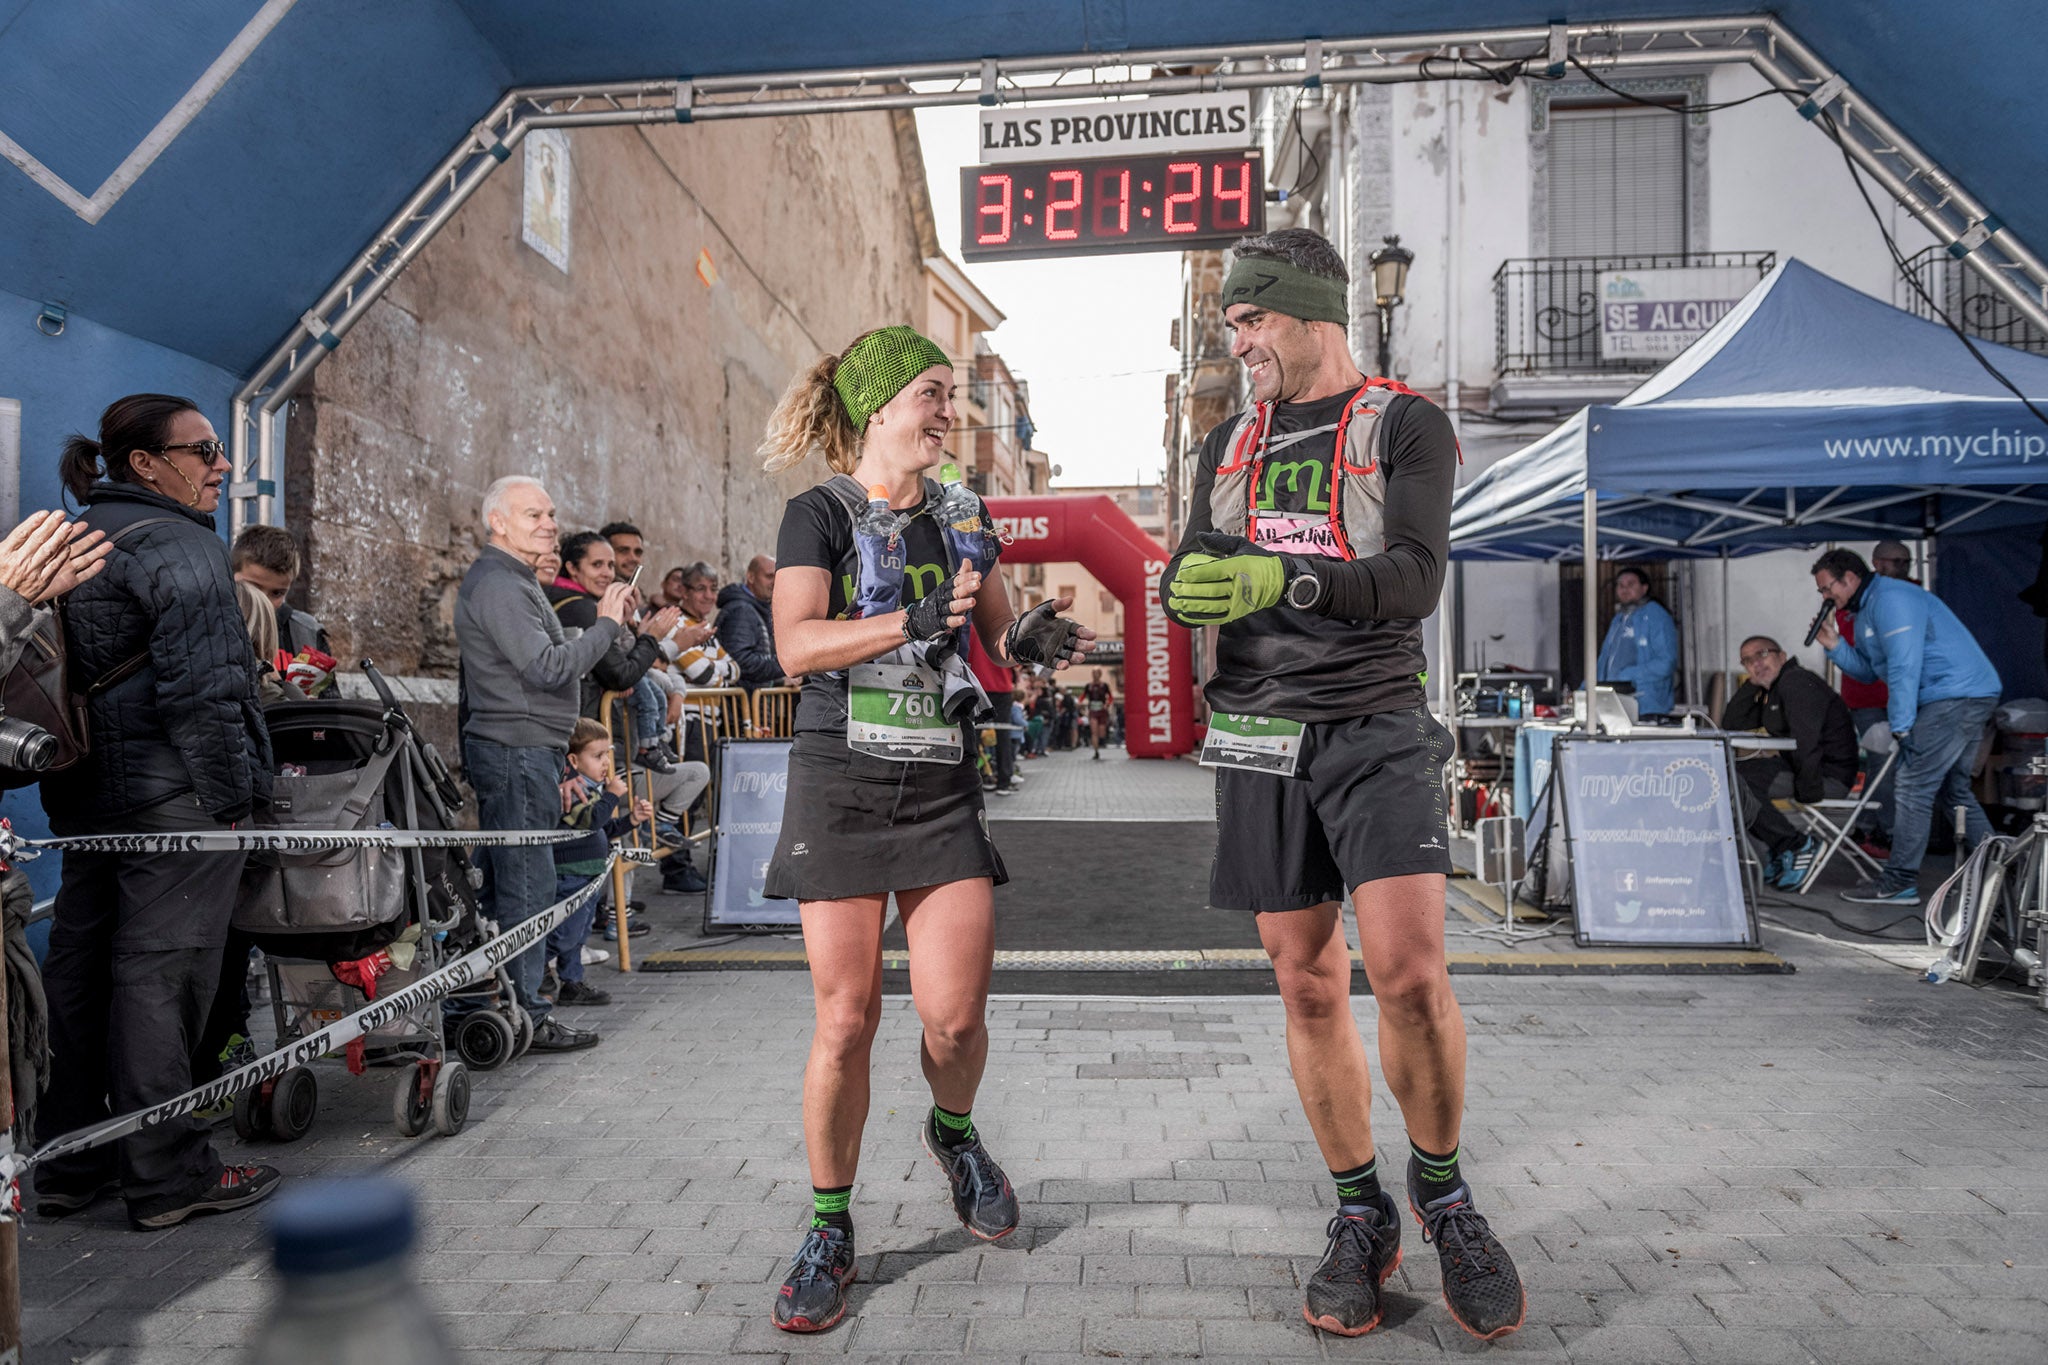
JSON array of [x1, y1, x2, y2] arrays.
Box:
[[840, 562, 948, 611], [1258, 458, 1329, 512]]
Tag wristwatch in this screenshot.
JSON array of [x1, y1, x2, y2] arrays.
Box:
[[1285, 567, 1323, 612]]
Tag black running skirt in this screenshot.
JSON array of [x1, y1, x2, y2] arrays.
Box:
[[763, 734, 1008, 902]]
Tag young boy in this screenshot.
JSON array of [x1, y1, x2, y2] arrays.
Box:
[[549, 719, 652, 1005]]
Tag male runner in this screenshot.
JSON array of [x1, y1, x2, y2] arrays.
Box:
[[1160, 228, 1524, 1341], [1083, 668, 1114, 759]]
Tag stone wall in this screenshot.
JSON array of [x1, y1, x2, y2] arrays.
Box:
[[286, 111, 930, 676]]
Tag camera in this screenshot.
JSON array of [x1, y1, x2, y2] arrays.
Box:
[[0, 714, 59, 772]]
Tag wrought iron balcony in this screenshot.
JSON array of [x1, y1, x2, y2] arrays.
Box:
[[1898, 246, 2048, 354], [1493, 251, 1776, 377]]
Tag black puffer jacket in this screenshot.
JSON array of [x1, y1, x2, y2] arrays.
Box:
[[41, 484, 272, 824]]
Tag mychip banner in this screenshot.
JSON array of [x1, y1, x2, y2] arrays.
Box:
[[706, 739, 798, 929], [1556, 735, 1757, 946]]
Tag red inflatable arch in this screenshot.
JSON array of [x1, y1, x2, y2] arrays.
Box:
[[984, 495, 1195, 758]]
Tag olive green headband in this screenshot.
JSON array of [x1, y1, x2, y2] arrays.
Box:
[[1220, 256, 1349, 326], [833, 326, 952, 429]]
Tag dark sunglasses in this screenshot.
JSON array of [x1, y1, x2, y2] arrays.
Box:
[[153, 439, 229, 463]]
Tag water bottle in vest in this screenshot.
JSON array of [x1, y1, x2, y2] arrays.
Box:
[[851, 484, 908, 620], [936, 463, 998, 577], [245, 1178, 457, 1365]]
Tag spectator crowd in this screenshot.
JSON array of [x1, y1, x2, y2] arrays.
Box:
[[0, 394, 812, 1232]]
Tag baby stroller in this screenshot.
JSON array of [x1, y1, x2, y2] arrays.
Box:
[[230, 664, 529, 1141]]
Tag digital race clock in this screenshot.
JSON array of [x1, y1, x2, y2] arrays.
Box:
[[959, 149, 1264, 262]]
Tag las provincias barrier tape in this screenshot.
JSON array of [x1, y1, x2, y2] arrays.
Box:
[[0, 833, 655, 1191]]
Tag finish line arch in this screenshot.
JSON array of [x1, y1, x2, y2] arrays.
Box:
[[984, 495, 1194, 759]]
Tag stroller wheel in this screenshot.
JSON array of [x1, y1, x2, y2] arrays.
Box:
[[266, 1067, 319, 1142], [432, 1061, 471, 1136], [510, 1004, 534, 1060], [455, 1010, 517, 1071], [232, 1088, 269, 1142], [392, 1065, 433, 1137]]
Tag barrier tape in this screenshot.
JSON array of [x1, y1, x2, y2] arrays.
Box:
[[1, 838, 656, 1189], [6, 827, 581, 861]]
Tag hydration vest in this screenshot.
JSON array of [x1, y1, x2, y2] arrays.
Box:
[[1207, 379, 1421, 561]]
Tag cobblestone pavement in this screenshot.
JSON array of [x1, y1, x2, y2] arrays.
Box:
[[23, 929, 2048, 1363]]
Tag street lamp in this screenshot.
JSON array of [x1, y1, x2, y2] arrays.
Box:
[[1367, 234, 1414, 378]]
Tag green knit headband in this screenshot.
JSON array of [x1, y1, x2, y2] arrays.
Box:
[[1220, 256, 1348, 326], [833, 326, 952, 429]]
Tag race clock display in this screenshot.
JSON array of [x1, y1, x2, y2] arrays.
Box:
[[960, 150, 1264, 262]]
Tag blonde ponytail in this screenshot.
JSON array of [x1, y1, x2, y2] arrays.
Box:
[[760, 343, 866, 476]]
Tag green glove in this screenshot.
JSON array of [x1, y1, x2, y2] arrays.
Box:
[[1166, 550, 1284, 625]]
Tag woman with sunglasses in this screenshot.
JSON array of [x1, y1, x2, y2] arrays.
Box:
[[35, 394, 282, 1231]]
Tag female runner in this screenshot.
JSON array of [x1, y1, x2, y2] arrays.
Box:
[[757, 326, 1090, 1332]]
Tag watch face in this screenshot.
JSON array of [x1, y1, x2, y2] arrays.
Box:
[[1289, 574, 1318, 609]]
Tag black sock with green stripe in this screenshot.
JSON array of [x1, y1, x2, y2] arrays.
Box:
[[928, 1103, 976, 1152], [1410, 1141, 1464, 1206], [810, 1185, 853, 1234], [1331, 1158, 1382, 1214]]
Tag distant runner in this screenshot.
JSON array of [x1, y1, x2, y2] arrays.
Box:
[[1083, 668, 1114, 759], [1160, 229, 1524, 1341]]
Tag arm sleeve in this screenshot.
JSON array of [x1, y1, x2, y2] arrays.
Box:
[[1292, 395, 1457, 621], [1159, 425, 1227, 623], [1876, 593, 1929, 735], [1781, 674, 1832, 802], [1824, 636, 1878, 685], [472, 574, 622, 692], [1720, 682, 1764, 731]]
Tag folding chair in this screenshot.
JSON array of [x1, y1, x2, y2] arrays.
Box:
[[1791, 746, 1899, 894]]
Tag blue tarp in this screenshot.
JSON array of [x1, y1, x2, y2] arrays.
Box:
[[1449, 258, 2048, 561]]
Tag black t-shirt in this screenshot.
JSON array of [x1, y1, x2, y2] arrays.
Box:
[[1173, 390, 1458, 722], [1084, 681, 1112, 712], [774, 483, 995, 739]]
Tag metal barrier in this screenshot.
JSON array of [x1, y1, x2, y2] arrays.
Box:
[[751, 686, 800, 739]]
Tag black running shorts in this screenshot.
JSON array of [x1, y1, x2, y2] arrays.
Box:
[[1210, 706, 1453, 912]]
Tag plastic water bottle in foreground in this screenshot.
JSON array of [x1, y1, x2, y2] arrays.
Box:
[[245, 1178, 455, 1365], [1923, 956, 1955, 985], [935, 462, 982, 533], [856, 483, 902, 542]]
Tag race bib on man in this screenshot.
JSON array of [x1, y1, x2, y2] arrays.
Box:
[[1254, 515, 1345, 559], [848, 662, 962, 764], [1199, 712, 1305, 776]]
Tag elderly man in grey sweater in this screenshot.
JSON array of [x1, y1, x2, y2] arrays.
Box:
[[456, 476, 631, 1052]]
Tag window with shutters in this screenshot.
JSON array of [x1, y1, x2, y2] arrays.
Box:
[[1547, 106, 1687, 256]]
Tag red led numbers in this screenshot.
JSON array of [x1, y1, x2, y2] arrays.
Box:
[[1044, 169, 1083, 240], [1213, 159, 1253, 230], [1094, 165, 1131, 236], [960, 150, 1263, 261], [975, 173, 1014, 245], [1163, 162, 1201, 233]]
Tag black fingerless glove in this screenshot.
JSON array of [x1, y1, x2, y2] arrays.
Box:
[[902, 579, 957, 644], [1004, 599, 1081, 667]]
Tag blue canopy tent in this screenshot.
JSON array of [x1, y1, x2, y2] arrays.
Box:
[[1452, 257, 2048, 561], [1447, 256, 2048, 716]]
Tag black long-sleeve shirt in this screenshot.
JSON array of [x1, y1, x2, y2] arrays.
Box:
[[1165, 390, 1459, 722], [1720, 658, 1859, 801]]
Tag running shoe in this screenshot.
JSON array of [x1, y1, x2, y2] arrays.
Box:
[[1841, 878, 1920, 906], [1763, 846, 1795, 889], [1301, 1193, 1402, 1336], [1407, 1160, 1524, 1342], [129, 1163, 282, 1230], [35, 1177, 119, 1219], [921, 1120, 1019, 1240], [1784, 835, 1821, 888], [771, 1225, 856, 1333], [555, 980, 611, 1007]]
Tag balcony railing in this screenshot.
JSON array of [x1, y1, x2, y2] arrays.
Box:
[[1899, 246, 2048, 355], [1494, 251, 1775, 376]]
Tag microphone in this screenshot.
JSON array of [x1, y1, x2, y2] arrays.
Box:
[[1802, 601, 1832, 648]]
